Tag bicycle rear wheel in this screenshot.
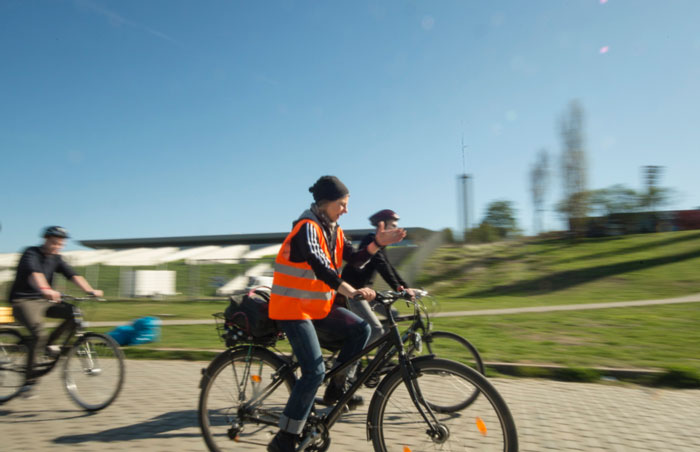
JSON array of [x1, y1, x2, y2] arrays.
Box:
[[63, 332, 125, 411], [199, 346, 295, 452], [368, 358, 518, 452], [0, 329, 27, 403], [411, 330, 485, 411]]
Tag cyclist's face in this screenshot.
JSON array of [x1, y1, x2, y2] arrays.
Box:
[[323, 195, 349, 222], [43, 237, 66, 255], [384, 220, 398, 230]]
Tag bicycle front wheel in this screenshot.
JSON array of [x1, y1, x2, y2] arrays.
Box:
[[412, 330, 485, 411], [199, 346, 295, 452], [63, 332, 125, 411], [0, 329, 27, 403], [368, 358, 518, 452]]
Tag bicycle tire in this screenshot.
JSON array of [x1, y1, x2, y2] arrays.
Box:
[[367, 357, 518, 452], [0, 329, 27, 403], [199, 346, 296, 452], [63, 332, 125, 411], [410, 330, 485, 411]]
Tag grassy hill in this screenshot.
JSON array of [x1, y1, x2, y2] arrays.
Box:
[[418, 230, 700, 310], [413, 230, 700, 380]]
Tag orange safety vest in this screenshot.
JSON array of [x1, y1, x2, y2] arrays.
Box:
[[269, 219, 344, 320]]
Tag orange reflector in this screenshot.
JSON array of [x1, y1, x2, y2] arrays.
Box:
[[476, 417, 487, 436], [251, 375, 261, 383], [403, 447, 411, 452]]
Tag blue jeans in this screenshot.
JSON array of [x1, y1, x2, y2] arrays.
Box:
[[278, 306, 370, 434]]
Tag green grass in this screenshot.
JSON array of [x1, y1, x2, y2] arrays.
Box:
[[77, 299, 230, 321], [91, 302, 698, 374], [418, 230, 700, 311]]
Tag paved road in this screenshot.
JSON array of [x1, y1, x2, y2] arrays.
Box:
[[2, 360, 699, 451]]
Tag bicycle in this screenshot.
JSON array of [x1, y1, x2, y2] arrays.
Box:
[[0, 295, 125, 411], [329, 288, 485, 411], [198, 290, 518, 451]]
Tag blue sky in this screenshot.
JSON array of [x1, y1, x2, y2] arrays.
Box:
[[2, 0, 699, 252]]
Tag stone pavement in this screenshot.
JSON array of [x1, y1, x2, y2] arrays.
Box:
[[2, 360, 700, 451]]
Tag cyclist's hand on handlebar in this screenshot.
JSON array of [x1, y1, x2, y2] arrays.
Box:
[[89, 289, 104, 298], [402, 287, 417, 301], [375, 221, 407, 247], [352, 287, 376, 302], [42, 288, 61, 303]]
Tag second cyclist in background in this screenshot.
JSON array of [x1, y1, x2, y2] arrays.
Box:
[[8, 226, 103, 395], [339, 209, 419, 343]]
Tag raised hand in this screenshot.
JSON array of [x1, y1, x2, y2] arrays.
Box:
[[375, 221, 406, 247]]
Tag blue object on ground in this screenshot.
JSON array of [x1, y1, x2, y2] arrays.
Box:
[[131, 316, 162, 345], [106, 316, 161, 346], [107, 325, 136, 346]]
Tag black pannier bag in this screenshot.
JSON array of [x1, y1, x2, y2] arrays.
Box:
[[224, 287, 278, 338]]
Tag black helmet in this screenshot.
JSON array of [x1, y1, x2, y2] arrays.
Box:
[[369, 209, 399, 227], [42, 226, 70, 239]]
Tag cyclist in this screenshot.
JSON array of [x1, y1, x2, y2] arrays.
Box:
[[339, 209, 418, 342], [8, 226, 103, 394], [267, 176, 406, 452]]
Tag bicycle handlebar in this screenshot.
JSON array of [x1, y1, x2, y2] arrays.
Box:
[[373, 289, 428, 303], [60, 294, 107, 302]]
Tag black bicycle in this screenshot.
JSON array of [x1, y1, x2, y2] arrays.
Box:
[[198, 290, 518, 451], [0, 295, 125, 411], [334, 288, 485, 411]]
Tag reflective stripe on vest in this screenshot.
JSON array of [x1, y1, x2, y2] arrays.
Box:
[[268, 219, 344, 320]]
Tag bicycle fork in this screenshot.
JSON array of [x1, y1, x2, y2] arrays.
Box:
[[398, 356, 448, 443]]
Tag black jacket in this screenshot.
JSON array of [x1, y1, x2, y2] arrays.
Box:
[[340, 233, 407, 291], [287, 209, 372, 290]]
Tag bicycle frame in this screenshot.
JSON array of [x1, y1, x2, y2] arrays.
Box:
[[235, 294, 445, 447], [21, 296, 92, 379]]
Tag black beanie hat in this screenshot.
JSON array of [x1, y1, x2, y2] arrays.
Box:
[[309, 176, 349, 203]]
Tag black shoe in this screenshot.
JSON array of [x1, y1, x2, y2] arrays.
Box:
[[267, 430, 297, 452], [322, 380, 364, 411]]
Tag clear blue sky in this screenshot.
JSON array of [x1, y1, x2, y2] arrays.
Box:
[[2, 0, 699, 252]]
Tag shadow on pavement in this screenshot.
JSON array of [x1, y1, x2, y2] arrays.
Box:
[[53, 409, 201, 444], [1, 408, 93, 423]]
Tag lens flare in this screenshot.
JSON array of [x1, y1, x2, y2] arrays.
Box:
[[600, 46, 609, 54]]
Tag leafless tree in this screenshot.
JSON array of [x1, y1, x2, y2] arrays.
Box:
[[557, 100, 589, 234], [530, 149, 549, 234]]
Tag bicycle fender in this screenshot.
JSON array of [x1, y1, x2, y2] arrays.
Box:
[[364, 354, 435, 441]]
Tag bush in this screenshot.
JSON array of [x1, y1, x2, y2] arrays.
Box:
[[654, 366, 700, 388], [465, 223, 501, 243]]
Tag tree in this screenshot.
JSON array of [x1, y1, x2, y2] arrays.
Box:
[[483, 200, 519, 238], [639, 165, 672, 211], [464, 222, 500, 243], [529, 149, 549, 234], [557, 100, 589, 234], [588, 184, 641, 215]]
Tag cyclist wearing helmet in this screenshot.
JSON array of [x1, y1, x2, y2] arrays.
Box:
[[339, 209, 417, 342], [266, 176, 406, 452], [9, 226, 103, 393]]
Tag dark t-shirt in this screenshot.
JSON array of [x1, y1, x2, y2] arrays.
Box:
[[8, 246, 77, 302], [341, 233, 407, 291]]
